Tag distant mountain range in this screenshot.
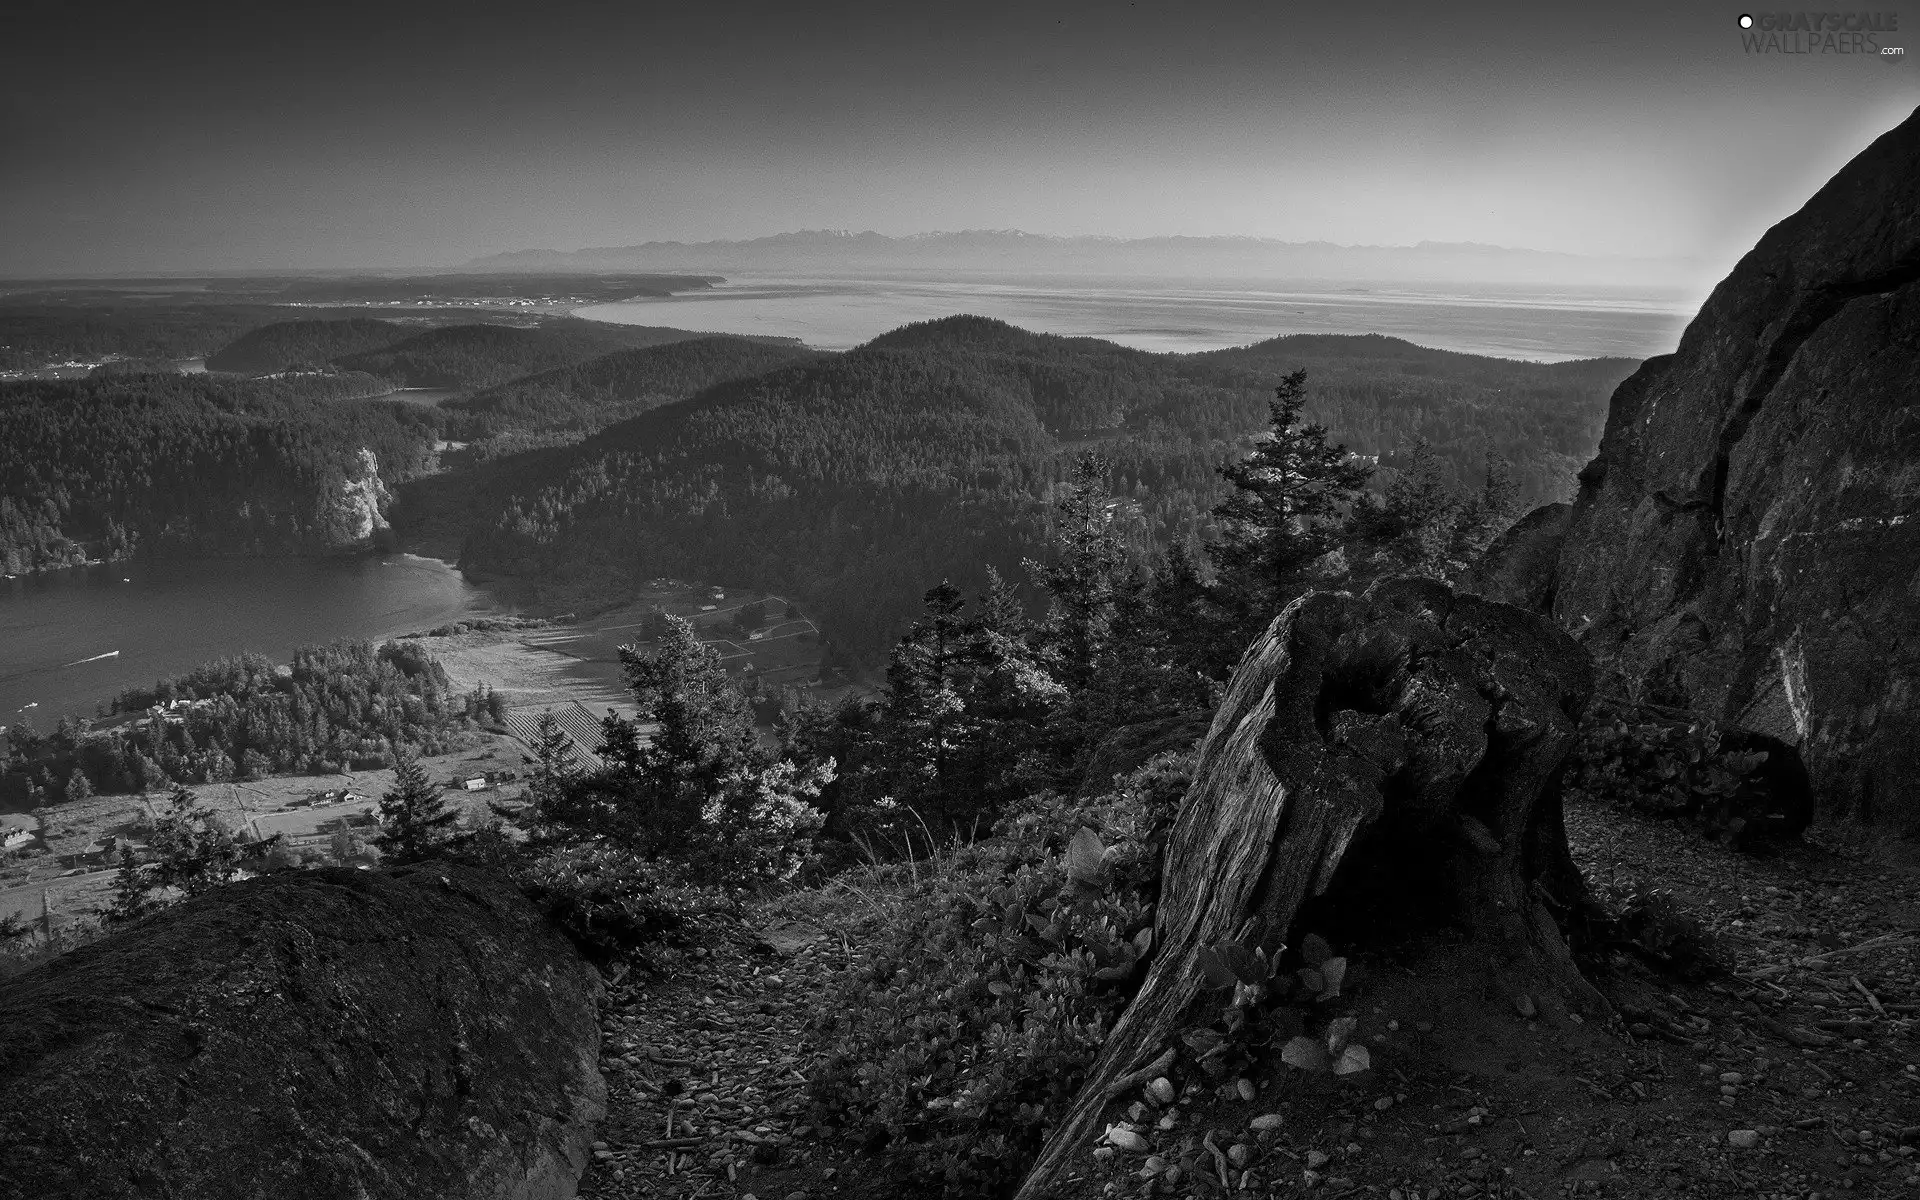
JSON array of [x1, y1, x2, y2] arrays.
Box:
[[464, 230, 1700, 287]]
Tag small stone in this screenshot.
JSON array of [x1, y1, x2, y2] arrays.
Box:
[[1514, 994, 1537, 1019], [1374, 1096, 1393, 1111], [1728, 1129, 1760, 1149], [1720, 1072, 1745, 1084], [1106, 1127, 1149, 1153], [1092, 1146, 1115, 1165], [1250, 1113, 1286, 1131], [1146, 1076, 1176, 1105], [1228, 1143, 1251, 1168], [1306, 1150, 1330, 1170], [1236, 1077, 1258, 1102]]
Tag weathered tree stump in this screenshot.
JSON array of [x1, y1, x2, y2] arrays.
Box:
[[1015, 578, 1604, 1199]]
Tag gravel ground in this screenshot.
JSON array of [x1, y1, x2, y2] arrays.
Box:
[[575, 798, 1920, 1200]]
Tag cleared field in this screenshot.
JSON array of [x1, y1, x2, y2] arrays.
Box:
[[0, 735, 531, 927]]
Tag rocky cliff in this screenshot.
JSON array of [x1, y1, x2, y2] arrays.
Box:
[[0, 864, 605, 1200], [1521, 106, 1920, 832]]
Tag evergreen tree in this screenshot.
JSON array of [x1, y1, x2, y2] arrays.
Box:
[[64, 768, 93, 802], [876, 581, 974, 828], [375, 747, 459, 863], [1025, 452, 1129, 693], [107, 844, 155, 923], [519, 710, 582, 836], [589, 615, 766, 856], [1204, 371, 1374, 651], [147, 785, 244, 897]]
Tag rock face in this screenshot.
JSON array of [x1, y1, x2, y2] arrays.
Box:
[[328, 446, 395, 544], [0, 864, 605, 1200], [1463, 501, 1571, 611], [1016, 578, 1599, 1199], [1547, 105, 1920, 832]]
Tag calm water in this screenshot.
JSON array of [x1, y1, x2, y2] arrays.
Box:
[[577, 273, 1699, 362], [0, 555, 509, 726]]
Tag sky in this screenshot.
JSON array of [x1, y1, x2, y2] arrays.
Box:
[[3, 0, 1917, 282]]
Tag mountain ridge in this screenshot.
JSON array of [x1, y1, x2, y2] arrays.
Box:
[[464, 230, 1700, 287]]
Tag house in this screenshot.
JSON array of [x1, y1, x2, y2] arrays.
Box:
[[2, 829, 32, 852], [459, 776, 488, 791]]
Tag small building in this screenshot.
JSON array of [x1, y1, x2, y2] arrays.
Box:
[[459, 776, 488, 791], [2, 829, 32, 852]]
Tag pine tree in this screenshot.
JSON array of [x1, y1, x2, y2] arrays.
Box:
[[375, 747, 459, 863], [107, 844, 154, 923], [519, 710, 582, 836], [876, 581, 974, 827], [1205, 371, 1374, 647], [1025, 452, 1129, 692], [147, 785, 242, 897], [591, 615, 767, 856]]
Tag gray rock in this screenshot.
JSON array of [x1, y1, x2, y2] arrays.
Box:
[[1462, 501, 1570, 612], [0, 863, 605, 1200], [1548, 104, 1920, 832]]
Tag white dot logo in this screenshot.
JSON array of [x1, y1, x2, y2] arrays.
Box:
[[1739, 13, 1754, 27]]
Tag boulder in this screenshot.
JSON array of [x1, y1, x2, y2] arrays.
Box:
[[1462, 501, 1570, 612], [1548, 105, 1920, 832], [0, 863, 605, 1200]]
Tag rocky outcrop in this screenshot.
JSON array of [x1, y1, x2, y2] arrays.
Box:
[[1462, 501, 1570, 611], [1546, 105, 1920, 833], [1016, 578, 1600, 1199], [327, 446, 395, 545], [0, 864, 605, 1200]]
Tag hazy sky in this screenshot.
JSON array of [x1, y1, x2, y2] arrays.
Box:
[[4, 0, 1916, 279]]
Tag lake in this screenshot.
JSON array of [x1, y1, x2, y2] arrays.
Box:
[[577, 273, 1699, 362], [0, 555, 510, 726]]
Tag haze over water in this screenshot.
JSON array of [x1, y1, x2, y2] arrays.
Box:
[[578, 274, 1696, 361]]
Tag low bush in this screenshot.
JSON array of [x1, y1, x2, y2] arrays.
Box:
[[515, 842, 743, 963], [1563, 697, 1798, 844], [806, 751, 1190, 1197]]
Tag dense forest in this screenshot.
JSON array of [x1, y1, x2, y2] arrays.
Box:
[[457, 318, 1634, 662], [0, 639, 494, 805], [442, 336, 821, 439], [0, 305, 304, 371], [333, 319, 779, 390], [0, 373, 439, 574], [203, 318, 416, 374]]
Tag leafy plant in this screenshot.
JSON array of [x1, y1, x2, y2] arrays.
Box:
[[805, 752, 1189, 1198]]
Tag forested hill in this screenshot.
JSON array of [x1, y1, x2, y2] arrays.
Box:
[[0, 305, 308, 372], [457, 317, 1638, 660], [443, 336, 822, 438], [204, 318, 413, 375], [1200, 333, 1638, 501], [333, 319, 790, 390], [0, 373, 439, 575]]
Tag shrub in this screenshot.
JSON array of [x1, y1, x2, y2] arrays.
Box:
[[806, 751, 1189, 1197], [516, 842, 742, 963], [1564, 697, 1796, 844]]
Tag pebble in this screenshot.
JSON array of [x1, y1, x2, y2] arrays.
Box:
[[1250, 1113, 1287, 1131], [1729, 1129, 1761, 1149], [1306, 1150, 1330, 1169], [1107, 1127, 1149, 1153], [1146, 1076, 1176, 1105]]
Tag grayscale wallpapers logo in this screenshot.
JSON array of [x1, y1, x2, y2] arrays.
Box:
[[1737, 11, 1906, 54]]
